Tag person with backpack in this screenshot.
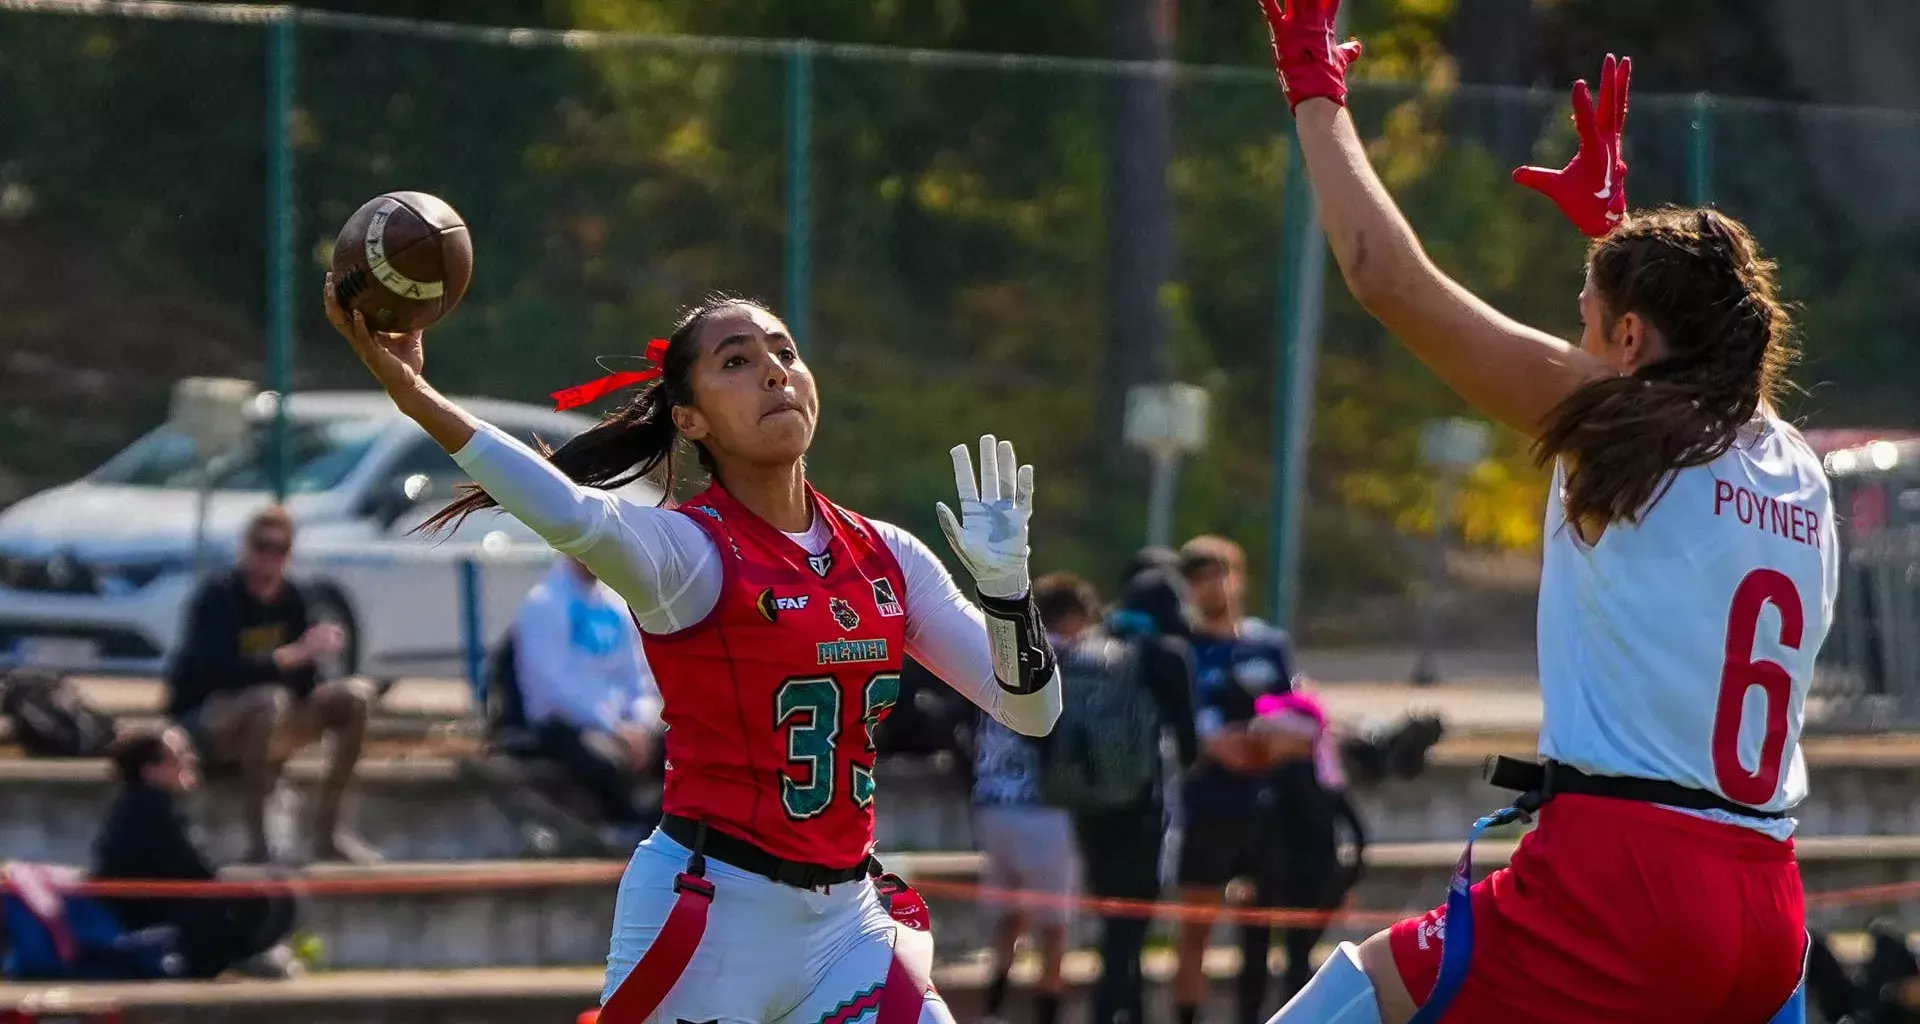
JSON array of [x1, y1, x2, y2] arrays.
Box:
[[1050, 566, 1199, 1024]]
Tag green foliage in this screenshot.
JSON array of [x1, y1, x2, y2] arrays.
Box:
[[2, 0, 1917, 640]]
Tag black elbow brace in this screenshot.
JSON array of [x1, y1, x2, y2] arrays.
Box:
[[978, 592, 1058, 696]]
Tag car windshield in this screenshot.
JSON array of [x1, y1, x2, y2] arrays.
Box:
[[91, 417, 386, 494]]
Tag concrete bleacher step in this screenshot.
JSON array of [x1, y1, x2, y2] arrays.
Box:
[[0, 948, 1438, 1024], [4, 930, 1901, 1024], [11, 734, 1920, 863], [0, 755, 972, 864], [0, 960, 1240, 1024], [18, 836, 1920, 974]]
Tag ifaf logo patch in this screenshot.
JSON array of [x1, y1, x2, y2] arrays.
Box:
[[817, 638, 889, 665], [756, 588, 811, 623], [871, 577, 904, 618], [829, 597, 861, 631]]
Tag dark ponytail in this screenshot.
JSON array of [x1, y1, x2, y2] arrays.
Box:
[[1535, 207, 1796, 526], [419, 293, 761, 535]]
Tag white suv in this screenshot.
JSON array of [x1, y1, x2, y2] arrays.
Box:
[[0, 391, 657, 680]]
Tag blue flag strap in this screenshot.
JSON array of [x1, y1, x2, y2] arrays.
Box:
[[1404, 805, 1529, 1024]]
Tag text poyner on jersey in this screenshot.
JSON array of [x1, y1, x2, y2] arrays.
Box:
[[1714, 481, 1823, 550]]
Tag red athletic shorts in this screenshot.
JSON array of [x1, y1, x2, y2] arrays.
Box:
[[1390, 793, 1805, 1024]]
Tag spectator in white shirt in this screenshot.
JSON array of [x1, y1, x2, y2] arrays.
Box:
[[512, 558, 662, 834]]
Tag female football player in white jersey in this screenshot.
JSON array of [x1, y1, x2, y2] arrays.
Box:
[[1256, 1, 1834, 1022], [323, 285, 1063, 1024]]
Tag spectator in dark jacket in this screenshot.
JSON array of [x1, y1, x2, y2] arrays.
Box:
[[94, 727, 300, 979], [167, 505, 376, 863], [1076, 565, 1199, 1024]]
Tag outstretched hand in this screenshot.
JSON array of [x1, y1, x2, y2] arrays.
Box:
[[1514, 54, 1632, 238], [935, 435, 1034, 602], [324, 272, 427, 396], [1257, 0, 1363, 110]]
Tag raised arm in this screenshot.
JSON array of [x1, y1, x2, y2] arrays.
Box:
[[869, 436, 1062, 737], [323, 275, 718, 630], [1259, 0, 1617, 438]]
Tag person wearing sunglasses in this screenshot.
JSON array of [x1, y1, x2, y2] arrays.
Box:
[[166, 504, 379, 864]]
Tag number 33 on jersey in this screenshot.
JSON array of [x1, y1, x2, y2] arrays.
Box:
[[645, 483, 912, 867]]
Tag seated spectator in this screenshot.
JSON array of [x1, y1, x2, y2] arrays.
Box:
[[513, 557, 664, 844], [167, 505, 376, 864], [94, 727, 300, 979]]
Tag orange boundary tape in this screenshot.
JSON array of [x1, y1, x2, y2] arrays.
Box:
[[13, 863, 1920, 930]]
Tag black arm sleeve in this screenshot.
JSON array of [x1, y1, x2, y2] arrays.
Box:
[[1142, 637, 1200, 771], [975, 592, 1058, 696]]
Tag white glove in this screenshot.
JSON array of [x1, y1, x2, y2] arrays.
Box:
[[935, 434, 1033, 601]]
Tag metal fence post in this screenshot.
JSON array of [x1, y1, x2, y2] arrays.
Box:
[[266, 11, 297, 500], [1688, 91, 1714, 208], [460, 557, 485, 705], [784, 41, 816, 349], [1268, 129, 1327, 633]]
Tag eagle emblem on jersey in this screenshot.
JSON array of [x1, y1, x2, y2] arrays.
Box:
[[872, 577, 904, 618], [830, 596, 861, 631], [808, 550, 834, 578]]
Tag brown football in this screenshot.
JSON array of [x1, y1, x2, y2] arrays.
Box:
[[330, 191, 473, 333]]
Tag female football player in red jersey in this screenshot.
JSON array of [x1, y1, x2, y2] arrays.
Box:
[[324, 286, 1060, 1024], [1255, 1, 1831, 1023]]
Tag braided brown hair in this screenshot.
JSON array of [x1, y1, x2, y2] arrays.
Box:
[[1536, 208, 1796, 526], [419, 293, 766, 535]]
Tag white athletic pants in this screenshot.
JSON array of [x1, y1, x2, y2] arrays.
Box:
[[604, 829, 955, 1024]]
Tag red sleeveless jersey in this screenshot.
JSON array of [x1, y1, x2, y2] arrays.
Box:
[[646, 482, 908, 869]]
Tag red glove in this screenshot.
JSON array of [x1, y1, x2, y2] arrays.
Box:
[[1258, 0, 1364, 110], [1514, 54, 1632, 238]]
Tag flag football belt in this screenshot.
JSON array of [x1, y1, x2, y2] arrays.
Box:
[[1407, 757, 1785, 1024], [1482, 756, 1786, 820], [661, 813, 879, 888], [600, 816, 936, 1024]]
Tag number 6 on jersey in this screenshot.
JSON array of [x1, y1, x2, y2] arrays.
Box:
[[1711, 568, 1804, 806]]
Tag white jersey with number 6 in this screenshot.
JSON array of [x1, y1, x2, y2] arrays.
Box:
[[1536, 415, 1838, 838]]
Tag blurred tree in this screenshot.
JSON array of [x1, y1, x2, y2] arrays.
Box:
[[2, 0, 1913, 641]]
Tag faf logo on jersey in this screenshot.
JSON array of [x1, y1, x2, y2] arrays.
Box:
[[756, 588, 810, 624]]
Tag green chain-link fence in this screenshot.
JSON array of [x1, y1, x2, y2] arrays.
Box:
[[4, 2, 1917, 647]]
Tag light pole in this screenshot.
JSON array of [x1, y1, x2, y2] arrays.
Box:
[[1125, 383, 1210, 549], [170, 377, 261, 580]]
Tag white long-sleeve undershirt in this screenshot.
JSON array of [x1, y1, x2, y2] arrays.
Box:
[[452, 423, 1060, 736]]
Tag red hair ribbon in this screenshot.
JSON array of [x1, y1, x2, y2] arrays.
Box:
[[551, 338, 671, 411]]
